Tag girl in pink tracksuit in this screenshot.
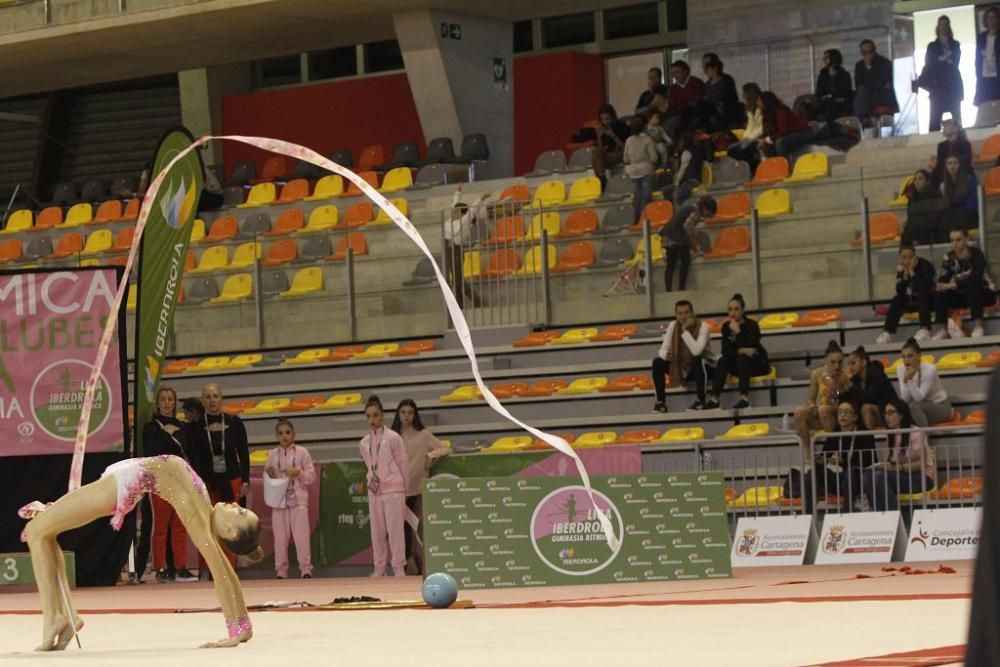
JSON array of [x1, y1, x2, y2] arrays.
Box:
[[360, 395, 409, 577], [265, 418, 316, 579]]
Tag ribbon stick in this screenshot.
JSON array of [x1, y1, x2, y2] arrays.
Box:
[[69, 135, 619, 550]]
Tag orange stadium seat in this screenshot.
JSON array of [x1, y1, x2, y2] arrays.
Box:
[[483, 216, 524, 246], [265, 208, 305, 236], [279, 395, 328, 412], [552, 241, 595, 272], [343, 202, 374, 228], [341, 171, 379, 199], [203, 216, 238, 243], [706, 192, 750, 224], [256, 156, 288, 183], [598, 374, 653, 392], [0, 238, 22, 264], [616, 429, 660, 445], [389, 340, 435, 356], [492, 382, 530, 399], [793, 309, 842, 327], [223, 399, 256, 415], [34, 206, 63, 231], [261, 239, 297, 267], [590, 324, 637, 342], [984, 167, 1000, 197], [119, 198, 141, 221], [704, 226, 750, 259], [483, 249, 521, 278], [358, 145, 385, 171], [275, 178, 310, 204], [93, 200, 122, 224], [498, 184, 530, 203], [520, 379, 568, 397], [527, 432, 576, 450], [323, 345, 365, 362], [630, 200, 673, 231], [556, 208, 599, 237], [749, 157, 789, 186], [513, 330, 561, 347], [851, 212, 900, 246], [47, 232, 84, 260], [327, 233, 368, 261], [108, 227, 135, 253], [976, 133, 1000, 163]]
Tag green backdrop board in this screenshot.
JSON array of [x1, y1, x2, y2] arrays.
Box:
[[318, 461, 373, 566], [0, 552, 76, 587], [423, 473, 732, 588]]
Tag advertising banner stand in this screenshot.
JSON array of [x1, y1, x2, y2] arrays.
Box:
[[815, 512, 907, 564], [731, 515, 817, 567], [904, 507, 982, 562]]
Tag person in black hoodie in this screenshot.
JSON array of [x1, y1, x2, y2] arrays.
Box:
[[816, 49, 854, 122], [933, 226, 996, 339], [143, 385, 198, 583], [902, 169, 946, 244], [845, 346, 898, 430], [703, 294, 769, 410], [799, 399, 877, 513], [877, 243, 936, 344]]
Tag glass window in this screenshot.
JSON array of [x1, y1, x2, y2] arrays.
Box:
[[365, 39, 404, 73], [513, 20, 533, 53], [541, 12, 596, 48], [666, 0, 687, 32], [309, 46, 358, 81], [603, 3, 659, 40], [257, 54, 301, 87]]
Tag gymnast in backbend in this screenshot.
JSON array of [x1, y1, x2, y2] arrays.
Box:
[[20, 454, 261, 651]]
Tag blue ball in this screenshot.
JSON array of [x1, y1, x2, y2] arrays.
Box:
[[422, 572, 459, 608]]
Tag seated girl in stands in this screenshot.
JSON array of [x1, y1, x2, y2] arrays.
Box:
[[798, 399, 876, 513], [845, 346, 898, 430], [644, 109, 672, 167], [703, 293, 769, 410], [896, 338, 952, 427], [933, 226, 995, 339], [359, 395, 409, 577], [862, 398, 936, 511], [901, 169, 946, 244], [939, 154, 978, 232], [727, 83, 763, 174], [264, 418, 316, 579], [651, 299, 716, 412], [757, 91, 815, 159], [792, 341, 851, 458], [876, 243, 936, 344]]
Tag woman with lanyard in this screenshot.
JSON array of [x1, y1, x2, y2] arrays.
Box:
[[187, 383, 250, 567], [143, 386, 198, 583], [799, 399, 876, 513], [264, 418, 316, 579], [360, 395, 409, 577]]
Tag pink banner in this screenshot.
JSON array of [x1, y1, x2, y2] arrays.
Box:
[[0, 268, 125, 457], [515, 447, 643, 478]]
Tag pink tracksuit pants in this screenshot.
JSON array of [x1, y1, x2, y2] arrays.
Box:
[[369, 491, 406, 576], [272, 505, 312, 578]]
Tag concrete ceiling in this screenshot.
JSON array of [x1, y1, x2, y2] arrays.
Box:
[[0, 0, 646, 98]]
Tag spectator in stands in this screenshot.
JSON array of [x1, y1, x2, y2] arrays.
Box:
[[198, 161, 225, 212], [113, 162, 151, 199], [799, 399, 876, 514], [445, 185, 490, 309], [931, 119, 972, 185], [845, 346, 897, 429], [853, 39, 899, 124], [703, 293, 769, 410], [181, 397, 203, 424], [974, 6, 1000, 109], [660, 195, 716, 292], [758, 91, 815, 159], [793, 341, 851, 459], [645, 109, 672, 165], [939, 154, 979, 232], [916, 16, 964, 132], [661, 132, 704, 206], [728, 83, 764, 173], [668, 60, 705, 121], [635, 66, 664, 115], [591, 104, 629, 189], [877, 242, 936, 344], [360, 395, 409, 577], [143, 385, 197, 584], [933, 226, 995, 339], [624, 117, 660, 223], [902, 169, 946, 245], [816, 49, 854, 122], [863, 398, 936, 511], [651, 299, 716, 413], [391, 399, 449, 575], [897, 338, 952, 427], [701, 57, 743, 132], [264, 418, 315, 579]]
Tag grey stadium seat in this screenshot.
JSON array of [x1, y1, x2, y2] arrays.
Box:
[[713, 158, 751, 189], [228, 160, 257, 186], [222, 186, 244, 207], [409, 164, 450, 190], [525, 150, 566, 177], [294, 235, 333, 263], [452, 133, 489, 163], [596, 237, 634, 266], [24, 236, 53, 261], [80, 178, 106, 202], [239, 212, 271, 238], [382, 141, 420, 169], [403, 257, 436, 286], [110, 175, 137, 197], [598, 203, 634, 234], [186, 277, 220, 304], [561, 146, 595, 173], [293, 159, 322, 180], [421, 137, 456, 165], [596, 171, 630, 202], [51, 182, 77, 206], [328, 149, 352, 169], [262, 270, 290, 296]]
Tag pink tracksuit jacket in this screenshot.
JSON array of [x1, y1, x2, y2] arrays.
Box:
[[359, 426, 409, 575]]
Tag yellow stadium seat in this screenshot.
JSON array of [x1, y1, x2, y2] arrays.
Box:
[[315, 393, 362, 410], [625, 235, 663, 267], [243, 398, 291, 415], [574, 431, 617, 449], [210, 273, 253, 304], [564, 176, 601, 205], [898, 487, 936, 502], [889, 175, 914, 207], [82, 229, 112, 255], [726, 365, 777, 387], [374, 197, 408, 225], [279, 267, 324, 297], [514, 245, 557, 275], [557, 377, 609, 395], [126, 284, 137, 312], [550, 328, 599, 345], [524, 213, 561, 240], [758, 312, 800, 330], [463, 251, 482, 279], [784, 153, 829, 183], [355, 343, 401, 359], [2, 209, 32, 234], [81, 259, 100, 267], [230, 242, 262, 269], [756, 188, 791, 219], [531, 180, 567, 208], [380, 167, 413, 193], [300, 205, 339, 233], [64, 203, 93, 227], [439, 439, 452, 449], [887, 354, 935, 374], [284, 348, 330, 365], [732, 129, 746, 140], [190, 218, 206, 243], [481, 436, 532, 453], [936, 351, 982, 370], [656, 427, 705, 443], [187, 356, 232, 373], [718, 423, 771, 439], [249, 450, 269, 466], [729, 486, 782, 508], [440, 385, 483, 402], [237, 182, 277, 208], [189, 246, 229, 273], [228, 353, 262, 369], [305, 175, 345, 201]]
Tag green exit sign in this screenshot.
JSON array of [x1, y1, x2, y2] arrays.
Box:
[[0, 552, 75, 587]]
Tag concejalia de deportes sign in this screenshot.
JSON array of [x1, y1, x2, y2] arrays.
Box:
[[422, 473, 732, 589], [905, 508, 981, 562]]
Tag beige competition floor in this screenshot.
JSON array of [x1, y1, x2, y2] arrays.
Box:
[[0, 562, 972, 666]]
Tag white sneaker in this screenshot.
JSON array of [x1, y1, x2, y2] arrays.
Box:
[[875, 331, 892, 344], [932, 329, 949, 341], [971, 325, 985, 338], [947, 318, 967, 339], [914, 328, 931, 343]]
